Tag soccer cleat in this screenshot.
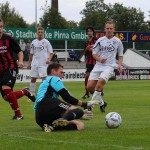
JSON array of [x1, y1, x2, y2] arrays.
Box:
[[23, 87, 35, 102], [52, 118, 69, 128], [43, 124, 54, 132], [82, 94, 90, 99], [100, 101, 107, 112], [11, 115, 24, 120]]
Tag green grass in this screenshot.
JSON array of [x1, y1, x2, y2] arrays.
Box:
[[0, 80, 150, 150]]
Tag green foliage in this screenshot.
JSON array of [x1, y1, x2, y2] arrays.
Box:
[[39, 7, 68, 29], [79, 0, 149, 32], [0, 2, 27, 28], [0, 80, 150, 149]]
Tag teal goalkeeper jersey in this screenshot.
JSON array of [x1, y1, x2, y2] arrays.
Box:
[[34, 76, 65, 111]]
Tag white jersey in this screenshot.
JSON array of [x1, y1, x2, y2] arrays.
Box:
[[92, 36, 123, 71], [30, 38, 53, 67]]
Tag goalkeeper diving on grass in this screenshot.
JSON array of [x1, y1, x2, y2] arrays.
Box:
[[34, 63, 95, 132]]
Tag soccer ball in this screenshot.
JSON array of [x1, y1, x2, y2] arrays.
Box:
[[105, 112, 122, 129]]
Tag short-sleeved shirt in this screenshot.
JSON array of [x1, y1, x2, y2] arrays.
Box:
[[30, 38, 53, 67], [34, 76, 65, 111], [0, 34, 21, 74], [92, 36, 123, 71]]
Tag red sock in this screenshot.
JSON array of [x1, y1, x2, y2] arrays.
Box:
[[3, 89, 22, 116], [14, 90, 25, 99]]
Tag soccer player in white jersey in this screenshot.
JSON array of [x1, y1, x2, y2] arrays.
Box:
[[87, 20, 123, 112], [27, 27, 53, 96]]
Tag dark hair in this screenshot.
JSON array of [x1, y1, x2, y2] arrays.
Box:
[[86, 26, 95, 34], [47, 63, 63, 75]]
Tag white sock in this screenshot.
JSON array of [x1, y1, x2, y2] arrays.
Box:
[[92, 91, 104, 105], [29, 83, 36, 95]]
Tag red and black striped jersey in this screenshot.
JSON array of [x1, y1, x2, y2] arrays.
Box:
[[0, 34, 21, 74], [84, 37, 97, 65]]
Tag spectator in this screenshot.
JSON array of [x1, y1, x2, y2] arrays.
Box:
[[19, 40, 27, 61], [52, 50, 59, 63], [26, 40, 32, 61], [68, 50, 81, 63]]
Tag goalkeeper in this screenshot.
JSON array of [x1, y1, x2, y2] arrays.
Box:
[[34, 63, 94, 132]]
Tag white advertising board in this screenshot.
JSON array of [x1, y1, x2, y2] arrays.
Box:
[[16, 69, 86, 83]]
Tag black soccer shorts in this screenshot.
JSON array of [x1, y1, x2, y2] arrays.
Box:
[[0, 68, 18, 97], [86, 64, 94, 73], [35, 98, 71, 128]]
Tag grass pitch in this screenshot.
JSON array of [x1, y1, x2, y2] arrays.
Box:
[[0, 80, 150, 150]]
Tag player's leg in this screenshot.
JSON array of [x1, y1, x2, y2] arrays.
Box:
[[29, 66, 39, 95], [0, 69, 23, 119], [87, 71, 106, 111], [39, 66, 47, 81], [53, 119, 84, 131], [92, 70, 114, 112], [82, 64, 94, 99], [82, 71, 90, 99], [61, 105, 84, 120]]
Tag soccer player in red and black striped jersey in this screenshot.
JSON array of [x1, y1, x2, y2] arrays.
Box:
[[82, 27, 97, 99], [0, 18, 35, 120]]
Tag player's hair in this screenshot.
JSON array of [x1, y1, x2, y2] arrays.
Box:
[[37, 27, 44, 31], [86, 26, 95, 34], [47, 63, 63, 75], [105, 20, 116, 28]]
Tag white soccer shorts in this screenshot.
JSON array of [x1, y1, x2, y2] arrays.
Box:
[[88, 70, 114, 83], [30, 66, 47, 78]]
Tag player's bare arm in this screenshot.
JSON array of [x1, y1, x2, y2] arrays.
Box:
[[27, 54, 33, 69], [118, 56, 123, 73], [17, 51, 23, 68], [46, 53, 53, 64], [93, 54, 107, 63]]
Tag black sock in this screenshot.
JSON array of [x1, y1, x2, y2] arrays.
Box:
[[62, 108, 83, 121], [54, 123, 77, 131]]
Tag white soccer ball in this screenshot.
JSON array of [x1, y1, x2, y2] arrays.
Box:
[[105, 112, 122, 129]]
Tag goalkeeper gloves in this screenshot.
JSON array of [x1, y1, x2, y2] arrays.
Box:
[[81, 101, 95, 110], [81, 109, 93, 120]]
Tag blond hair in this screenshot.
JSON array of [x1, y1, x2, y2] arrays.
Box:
[[105, 20, 116, 28]]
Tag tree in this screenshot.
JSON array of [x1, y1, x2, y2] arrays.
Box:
[[79, 11, 105, 30], [106, 3, 147, 32], [79, 0, 108, 29], [0, 2, 27, 28], [66, 20, 78, 29], [79, 0, 149, 32], [39, 7, 68, 29]]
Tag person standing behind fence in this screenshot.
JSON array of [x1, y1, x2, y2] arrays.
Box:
[[19, 39, 27, 61], [82, 27, 97, 99], [27, 27, 53, 96], [52, 50, 59, 63], [26, 40, 32, 61]]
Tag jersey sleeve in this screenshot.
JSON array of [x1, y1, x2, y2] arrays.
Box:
[[117, 39, 124, 56], [9, 37, 21, 54], [46, 40, 53, 53], [51, 77, 65, 92], [30, 41, 34, 54], [93, 38, 101, 55]]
